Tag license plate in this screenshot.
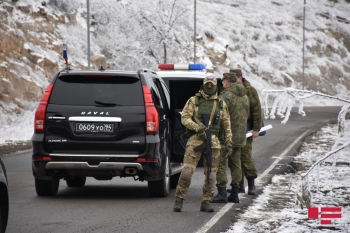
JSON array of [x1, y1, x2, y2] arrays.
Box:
[[76, 123, 114, 133]]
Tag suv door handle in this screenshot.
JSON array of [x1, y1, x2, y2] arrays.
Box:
[[163, 115, 167, 120]]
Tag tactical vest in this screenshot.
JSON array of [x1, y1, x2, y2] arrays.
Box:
[[185, 96, 223, 138]]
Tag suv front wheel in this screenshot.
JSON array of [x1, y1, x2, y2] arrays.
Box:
[[148, 156, 170, 197], [35, 177, 59, 196]]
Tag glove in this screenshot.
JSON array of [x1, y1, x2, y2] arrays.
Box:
[[225, 142, 233, 158], [197, 126, 207, 140]]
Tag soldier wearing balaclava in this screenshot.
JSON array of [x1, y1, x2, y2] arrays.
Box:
[[173, 76, 233, 213]]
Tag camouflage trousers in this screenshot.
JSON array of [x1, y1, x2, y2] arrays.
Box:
[[175, 145, 220, 202], [216, 145, 242, 188], [241, 137, 258, 179]]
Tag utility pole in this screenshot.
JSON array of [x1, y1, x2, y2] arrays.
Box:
[[194, 0, 196, 63], [302, 0, 306, 90], [87, 0, 91, 70]]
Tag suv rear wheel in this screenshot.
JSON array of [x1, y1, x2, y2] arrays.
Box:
[[148, 156, 170, 197], [66, 176, 86, 187], [35, 177, 59, 196]]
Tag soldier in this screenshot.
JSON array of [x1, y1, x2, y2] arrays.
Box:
[[211, 71, 249, 203], [173, 76, 233, 212], [229, 68, 262, 195]]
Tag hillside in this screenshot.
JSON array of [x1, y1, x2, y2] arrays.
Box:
[[0, 0, 349, 142]]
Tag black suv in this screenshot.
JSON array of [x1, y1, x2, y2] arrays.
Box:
[[32, 67, 183, 197]]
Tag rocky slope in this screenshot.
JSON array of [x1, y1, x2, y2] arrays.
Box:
[[0, 0, 349, 117], [0, 1, 105, 116]]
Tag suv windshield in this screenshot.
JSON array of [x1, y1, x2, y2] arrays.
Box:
[[49, 75, 143, 106]]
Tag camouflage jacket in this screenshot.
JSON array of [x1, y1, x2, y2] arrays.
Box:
[[181, 90, 232, 149], [219, 83, 249, 147], [243, 79, 262, 132]]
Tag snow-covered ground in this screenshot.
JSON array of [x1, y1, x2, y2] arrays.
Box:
[[0, 100, 36, 144], [227, 122, 350, 233]]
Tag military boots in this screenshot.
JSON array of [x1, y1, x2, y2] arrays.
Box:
[[247, 177, 256, 195], [239, 177, 245, 193], [173, 197, 184, 212], [227, 186, 239, 203], [211, 187, 228, 203], [200, 201, 214, 212]]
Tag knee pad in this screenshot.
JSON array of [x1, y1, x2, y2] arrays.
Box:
[[209, 172, 216, 186], [180, 168, 193, 181]]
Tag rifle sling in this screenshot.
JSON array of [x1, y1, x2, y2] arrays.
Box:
[[208, 100, 217, 128]]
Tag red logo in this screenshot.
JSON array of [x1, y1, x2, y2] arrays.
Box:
[[308, 207, 342, 225]]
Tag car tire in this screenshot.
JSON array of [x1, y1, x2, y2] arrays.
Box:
[[0, 159, 10, 233], [170, 172, 180, 189], [0, 159, 8, 233], [0, 186, 9, 233], [66, 176, 86, 187], [148, 156, 170, 197], [35, 177, 59, 196]]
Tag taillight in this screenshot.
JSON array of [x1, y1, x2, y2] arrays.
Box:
[[136, 158, 159, 163], [32, 155, 52, 161], [35, 84, 53, 131], [142, 85, 159, 133]]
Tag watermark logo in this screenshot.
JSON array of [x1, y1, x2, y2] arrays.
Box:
[[308, 207, 342, 225]]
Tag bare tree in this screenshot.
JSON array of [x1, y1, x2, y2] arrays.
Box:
[[138, 0, 191, 64], [77, 0, 192, 70]]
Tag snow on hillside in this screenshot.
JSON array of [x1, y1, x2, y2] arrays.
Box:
[[195, 0, 350, 97], [0, 0, 349, 143]]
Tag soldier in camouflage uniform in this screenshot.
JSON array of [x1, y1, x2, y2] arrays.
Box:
[[211, 72, 249, 204], [173, 76, 233, 213], [229, 68, 262, 195]]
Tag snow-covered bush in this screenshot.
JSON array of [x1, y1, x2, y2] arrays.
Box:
[[262, 88, 350, 208]]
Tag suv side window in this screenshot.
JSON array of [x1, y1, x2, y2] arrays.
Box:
[[154, 79, 169, 111], [160, 81, 170, 109], [151, 83, 162, 109]]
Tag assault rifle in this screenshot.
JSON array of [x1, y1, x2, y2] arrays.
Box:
[[193, 114, 212, 185]]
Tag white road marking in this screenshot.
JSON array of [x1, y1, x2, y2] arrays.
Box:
[[195, 129, 311, 233]]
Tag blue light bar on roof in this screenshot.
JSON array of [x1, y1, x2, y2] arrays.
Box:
[[189, 64, 206, 70], [158, 64, 206, 71]]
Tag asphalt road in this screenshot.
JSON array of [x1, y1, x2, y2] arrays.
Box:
[[2, 106, 341, 233]]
